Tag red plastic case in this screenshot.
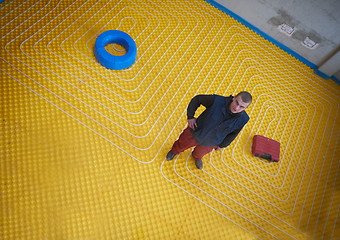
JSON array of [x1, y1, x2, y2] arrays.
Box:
[[252, 135, 280, 162]]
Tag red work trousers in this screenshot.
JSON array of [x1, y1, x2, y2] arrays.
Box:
[[171, 127, 216, 160]]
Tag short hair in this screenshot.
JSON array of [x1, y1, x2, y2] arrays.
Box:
[[236, 91, 252, 104]]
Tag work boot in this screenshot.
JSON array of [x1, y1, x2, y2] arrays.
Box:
[[166, 150, 176, 161], [195, 159, 203, 169], [192, 154, 203, 169]]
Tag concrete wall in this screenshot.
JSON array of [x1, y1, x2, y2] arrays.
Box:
[[213, 0, 340, 81]]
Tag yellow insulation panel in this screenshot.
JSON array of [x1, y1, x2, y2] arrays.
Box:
[[1, 0, 339, 239]]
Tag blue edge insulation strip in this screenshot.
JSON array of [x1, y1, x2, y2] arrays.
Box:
[[205, 0, 340, 84]]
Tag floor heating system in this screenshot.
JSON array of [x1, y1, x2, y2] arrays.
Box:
[[1, 0, 339, 239]]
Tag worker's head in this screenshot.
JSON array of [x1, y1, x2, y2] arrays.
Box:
[[229, 91, 252, 113]]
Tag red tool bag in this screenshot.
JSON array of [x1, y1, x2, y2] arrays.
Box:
[[252, 135, 280, 162]]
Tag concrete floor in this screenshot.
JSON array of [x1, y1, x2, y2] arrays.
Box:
[[213, 0, 340, 79]]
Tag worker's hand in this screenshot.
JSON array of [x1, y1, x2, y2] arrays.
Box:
[[188, 118, 197, 130], [215, 147, 222, 151]]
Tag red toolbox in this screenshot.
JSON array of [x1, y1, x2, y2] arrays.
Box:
[[252, 135, 280, 162]]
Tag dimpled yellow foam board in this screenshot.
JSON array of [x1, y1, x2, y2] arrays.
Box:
[[1, 0, 339, 239]]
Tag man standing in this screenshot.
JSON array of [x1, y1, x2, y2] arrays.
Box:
[[166, 91, 252, 169]]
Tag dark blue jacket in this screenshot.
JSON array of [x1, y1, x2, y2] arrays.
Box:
[[187, 95, 249, 147]]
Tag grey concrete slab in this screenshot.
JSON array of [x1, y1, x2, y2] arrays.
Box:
[[213, 0, 340, 78]]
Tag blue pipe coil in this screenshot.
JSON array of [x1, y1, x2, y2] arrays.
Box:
[[94, 30, 137, 70]]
